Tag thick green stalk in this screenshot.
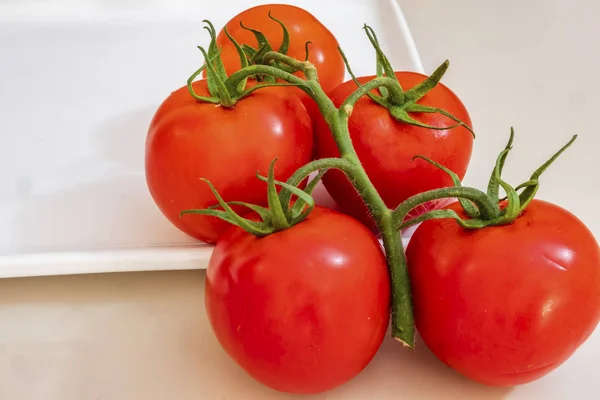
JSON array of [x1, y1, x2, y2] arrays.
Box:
[[305, 77, 415, 346], [223, 50, 421, 346], [333, 112, 414, 346], [379, 213, 414, 344], [323, 112, 389, 221]]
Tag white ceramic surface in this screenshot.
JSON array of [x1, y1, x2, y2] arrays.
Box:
[[0, 0, 421, 278]]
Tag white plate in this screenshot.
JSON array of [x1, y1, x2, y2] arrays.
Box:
[[0, 0, 423, 278]]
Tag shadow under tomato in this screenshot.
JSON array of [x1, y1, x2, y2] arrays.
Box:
[[325, 332, 514, 399]]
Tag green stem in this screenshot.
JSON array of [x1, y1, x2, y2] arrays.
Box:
[[285, 158, 355, 187], [223, 49, 421, 346], [339, 76, 405, 117], [326, 115, 389, 220], [317, 90, 415, 345], [379, 213, 414, 345], [263, 51, 318, 80], [187, 66, 221, 104], [392, 186, 501, 229], [225, 64, 310, 95], [265, 159, 290, 230], [281, 157, 354, 213]]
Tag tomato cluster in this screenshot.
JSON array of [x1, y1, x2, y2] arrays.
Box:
[[145, 3, 600, 395]]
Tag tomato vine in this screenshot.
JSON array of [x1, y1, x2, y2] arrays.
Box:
[[182, 20, 577, 349]]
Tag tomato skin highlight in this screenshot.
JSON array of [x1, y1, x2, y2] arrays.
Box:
[[314, 72, 473, 228], [145, 80, 313, 244], [406, 199, 600, 386], [205, 207, 391, 394]]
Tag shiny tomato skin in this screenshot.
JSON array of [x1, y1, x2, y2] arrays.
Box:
[[212, 4, 345, 94], [205, 206, 391, 394], [314, 72, 473, 229], [145, 80, 313, 244], [406, 199, 600, 386]]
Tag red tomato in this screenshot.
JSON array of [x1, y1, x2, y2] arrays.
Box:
[[314, 72, 473, 229], [406, 199, 600, 386], [213, 4, 345, 94], [145, 80, 313, 244], [205, 206, 390, 393]]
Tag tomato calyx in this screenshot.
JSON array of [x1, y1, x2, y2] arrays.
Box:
[[186, 20, 302, 108], [340, 25, 475, 137], [180, 159, 329, 237], [235, 11, 313, 80], [393, 129, 578, 230]]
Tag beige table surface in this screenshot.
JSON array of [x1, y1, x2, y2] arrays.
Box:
[[1, 0, 599, 399]]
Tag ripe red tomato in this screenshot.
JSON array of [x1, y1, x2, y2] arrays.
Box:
[[406, 199, 600, 386], [205, 206, 390, 393], [145, 80, 313, 244], [314, 72, 473, 229], [213, 4, 345, 94]]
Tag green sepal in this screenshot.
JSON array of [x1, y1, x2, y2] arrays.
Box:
[[198, 45, 235, 107], [263, 159, 290, 230], [186, 53, 222, 104], [249, 43, 270, 65], [255, 162, 318, 227], [233, 14, 290, 75], [242, 44, 257, 59], [363, 24, 402, 91], [240, 21, 273, 54], [303, 41, 312, 61], [487, 128, 515, 203], [413, 155, 480, 218], [223, 26, 250, 92], [375, 54, 389, 99], [337, 45, 387, 107], [267, 11, 290, 54], [203, 20, 228, 83], [390, 106, 462, 132], [186, 20, 251, 107], [206, 202, 272, 224], [288, 169, 327, 222], [517, 134, 577, 211], [404, 60, 448, 103], [180, 179, 273, 237], [404, 103, 475, 137], [491, 148, 521, 222]]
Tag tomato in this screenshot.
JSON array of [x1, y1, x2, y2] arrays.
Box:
[[405, 199, 600, 386], [314, 72, 473, 229], [213, 4, 345, 94], [205, 206, 390, 393], [145, 80, 313, 244]]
